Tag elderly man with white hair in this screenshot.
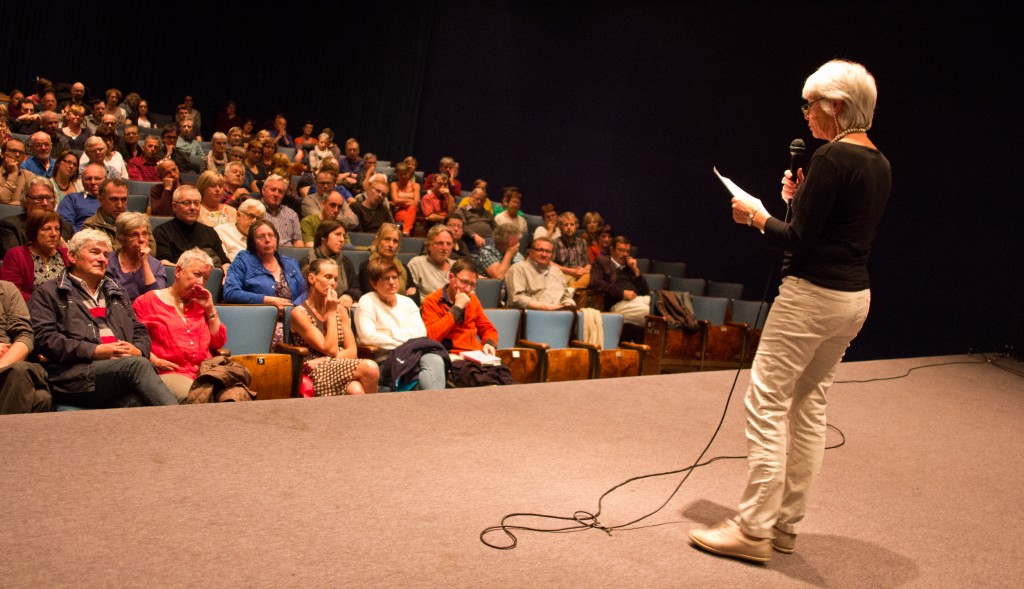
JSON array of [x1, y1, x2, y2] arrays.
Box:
[[79, 136, 126, 179], [29, 228, 178, 409]]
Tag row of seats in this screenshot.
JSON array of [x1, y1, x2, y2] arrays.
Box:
[[210, 304, 652, 398], [644, 295, 770, 374]]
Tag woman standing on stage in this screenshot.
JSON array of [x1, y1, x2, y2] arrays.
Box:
[[689, 59, 891, 563]]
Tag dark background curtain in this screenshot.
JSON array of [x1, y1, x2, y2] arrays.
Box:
[[2, 1, 1020, 361]]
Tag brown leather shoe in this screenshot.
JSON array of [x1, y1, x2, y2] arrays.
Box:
[[772, 527, 797, 554]]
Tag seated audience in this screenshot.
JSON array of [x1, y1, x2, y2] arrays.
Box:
[[49, 150, 82, 203], [534, 203, 561, 241], [505, 236, 576, 310], [1, 209, 70, 301], [338, 138, 363, 191], [388, 160, 420, 235], [353, 177, 395, 234], [133, 248, 227, 403], [79, 136, 126, 180], [160, 124, 200, 174], [57, 162, 105, 232], [293, 121, 317, 152], [222, 161, 251, 206], [454, 188, 495, 251], [407, 224, 455, 296], [176, 118, 204, 160], [582, 211, 605, 248], [39, 111, 71, 160], [424, 156, 463, 197], [83, 178, 136, 248], [206, 132, 229, 174], [590, 236, 651, 335], [269, 114, 293, 149], [303, 219, 361, 307], [290, 258, 379, 396], [223, 219, 306, 313], [104, 88, 127, 126], [196, 170, 236, 228], [476, 223, 523, 281], [357, 223, 413, 298], [420, 259, 516, 386], [106, 212, 166, 300], [134, 99, 154, 129], [215, 198, 265, 262], [227, 126, 244, 149], [589, 225, 613, 262], [243, 139, 268, 193], [552, 211, 591, 290], [444, 215, 470, 260], [216, 101, 242, 134], [1, 138, 34, 206], [0, 178, 72, 257], [493, 186, 527, 234], [127, 135, 163, 182], [21, 131, 55, 177], [29, 229, 178, 408], [153, 185, 230, 273], [420, 170, 454, 224], [181, 96, 203, 139], [118, 124, 143, 162], [261, 174, 303, 247], [301, 188, 354, 247], [148, 159, 180, 216], [0, 278, 51, 414], [60, 105, 92, 151], [306, 133, 334, 175], [355, 258, 447, 390]]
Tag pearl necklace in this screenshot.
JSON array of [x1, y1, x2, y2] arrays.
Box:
[[832, 127, 868, 142]]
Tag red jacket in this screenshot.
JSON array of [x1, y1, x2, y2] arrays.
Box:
[[420, 287, 498, 354]]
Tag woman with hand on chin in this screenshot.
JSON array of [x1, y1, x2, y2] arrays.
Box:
[[133, 248, 227, 403], [105, 212, 166, 301], [290, 258, 378, 395], [689, 59, 891, 564]]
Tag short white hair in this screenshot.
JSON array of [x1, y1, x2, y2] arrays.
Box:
[[68, 228, 112, 255], [803, 59, 878, 131]]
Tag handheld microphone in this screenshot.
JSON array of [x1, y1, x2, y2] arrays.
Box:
[[788, 138, 806, 177]]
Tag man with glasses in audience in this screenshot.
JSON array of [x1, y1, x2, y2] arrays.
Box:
[[300, 188, 354, 247], [160, 124, 200, 174], [57, 162, 106, 231], [590, 235, 651, 342], [302, 170, 358, 224], [505, 236, 576, 310], [0, 177, 72, 257], [153, 185, 230, 274], [1, 139, 36, 206], [21, 132, 55, 176]]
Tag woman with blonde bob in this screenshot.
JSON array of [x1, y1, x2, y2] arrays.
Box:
[[689, 60, 891, 563]]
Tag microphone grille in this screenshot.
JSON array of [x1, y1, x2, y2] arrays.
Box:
[[790, 138, 806, 154]]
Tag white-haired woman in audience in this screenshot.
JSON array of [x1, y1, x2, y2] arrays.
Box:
[[291, 257, 378, 396], [106, 212, 166, 300], [133, 248, 227, 403], [0, 209, 70, 301], [60, 104, 91, 151], [79, 135, 123, 178], [50, 149, 82, 203], [215, 198, 265, 262], [357, 223, 414, 298], [206, 132, 229, 174], [195, 170, 237, 228]]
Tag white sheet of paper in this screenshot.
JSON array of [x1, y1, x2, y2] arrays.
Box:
[[713, 166, 757, 201]]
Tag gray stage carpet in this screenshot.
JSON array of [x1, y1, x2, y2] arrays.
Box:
[[2, 355, 1022, 588]]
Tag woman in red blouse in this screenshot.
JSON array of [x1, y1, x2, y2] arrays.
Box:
[[133, 248, 227, 403]]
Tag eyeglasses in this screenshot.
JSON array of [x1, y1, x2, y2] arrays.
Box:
[[174, 199, 202, 208], [531, 246, 553, 255], [379, 275, 400, 283], [800, 97, 827, 117], [27, 195, 54, 203], [238, 210, 262, 220], [452, 275, 477, 289]]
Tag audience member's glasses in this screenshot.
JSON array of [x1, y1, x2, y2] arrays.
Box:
[[380, 275, 400, 283], [126, 230, 150, 240], [531, 246, 553, 254], [238, 210, 261, 220], [452, 275, 477, 289], [174, 199, 201, 207], [800, 97, 827, 116], [27, 195, 54, 203]]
